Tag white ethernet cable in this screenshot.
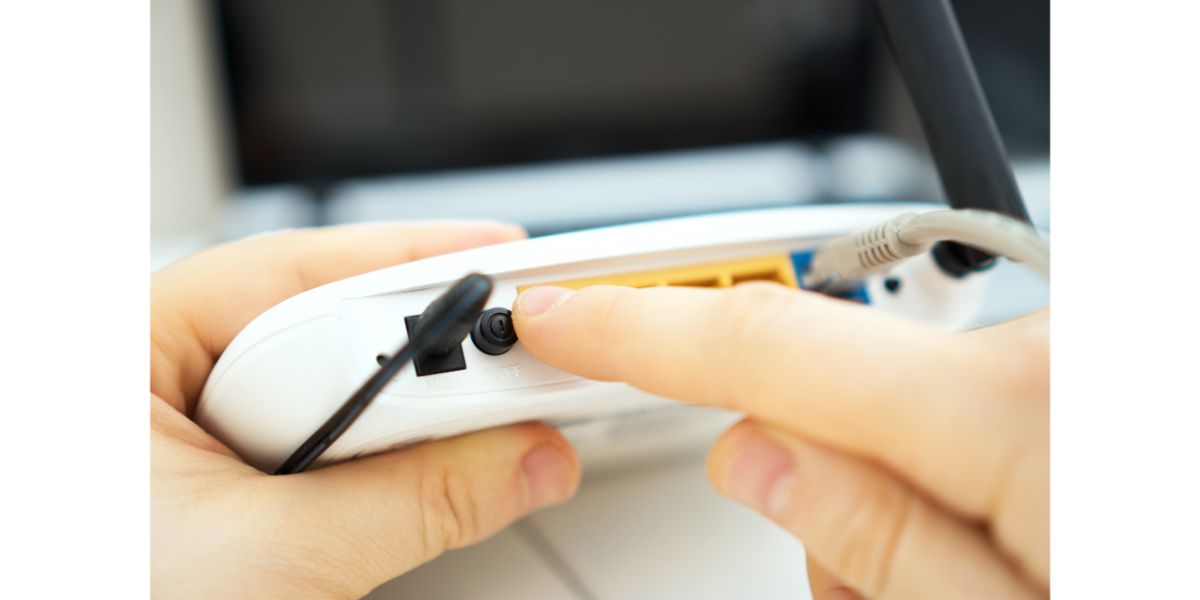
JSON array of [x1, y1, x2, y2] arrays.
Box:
[[801, 209, 1049, 290]]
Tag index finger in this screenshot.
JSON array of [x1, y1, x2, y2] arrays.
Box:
[[512, 283, 1037, 520]]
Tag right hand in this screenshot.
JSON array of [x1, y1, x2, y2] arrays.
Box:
[[512, 283, 1048, 600]]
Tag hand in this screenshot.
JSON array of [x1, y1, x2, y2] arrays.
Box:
[[151, 222, 581, 599], [513, 283, 1048, 599]]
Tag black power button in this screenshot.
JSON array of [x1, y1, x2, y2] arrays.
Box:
[[471, 307, 518, 355]]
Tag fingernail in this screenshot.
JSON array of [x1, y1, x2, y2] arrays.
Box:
[[516, 286, 574, 317], [522, 444, 573, 509], [724, 435, 795, 517]]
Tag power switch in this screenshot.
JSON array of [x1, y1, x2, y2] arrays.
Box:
[[471, 308, 518, 355]]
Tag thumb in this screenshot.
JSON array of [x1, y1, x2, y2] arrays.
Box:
[[272, 423, 579, 597], [707, 421, 1042, 600]]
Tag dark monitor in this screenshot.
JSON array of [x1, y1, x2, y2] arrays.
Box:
[[212, 0, 1047, 191], [213, 0, 877, 188]]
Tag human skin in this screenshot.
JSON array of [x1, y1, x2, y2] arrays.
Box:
[[512, 283, 1049, 600], [151, 222, 581, 599]]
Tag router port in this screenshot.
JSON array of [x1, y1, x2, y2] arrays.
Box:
[[731, 271, 784, 285], [518, 254, 799, 292], [404, 315, 467, 376], [675, 277, 721, 288]]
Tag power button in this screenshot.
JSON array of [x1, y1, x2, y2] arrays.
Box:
[[471, 307, 518, 355]]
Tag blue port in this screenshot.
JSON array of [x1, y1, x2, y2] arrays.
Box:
[[789, 249, 871, 304]]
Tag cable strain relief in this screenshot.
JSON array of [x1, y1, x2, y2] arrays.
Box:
[[931, 241, 997, 279]]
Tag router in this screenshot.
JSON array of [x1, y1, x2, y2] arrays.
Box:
[[195, 203, 992, 472]]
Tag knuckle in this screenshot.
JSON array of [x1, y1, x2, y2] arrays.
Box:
[[968, 316, 1050, 402], [823, 482, 915, 598], [717, 283, 797, 404], [983, 336, 1048, 400], [584, 287, 642, 379], [419, 463, 483, 555], [723, 283, 795, 346], [592, 287, 634, 342]]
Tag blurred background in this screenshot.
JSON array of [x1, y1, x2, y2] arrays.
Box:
[[152, 1, 1048, 597], [152, 0, 1048, 267]]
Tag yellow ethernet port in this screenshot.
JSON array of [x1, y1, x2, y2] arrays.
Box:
[[518, 255, 798, 292]]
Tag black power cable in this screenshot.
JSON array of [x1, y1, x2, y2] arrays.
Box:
[[274, 273, 494, 475]]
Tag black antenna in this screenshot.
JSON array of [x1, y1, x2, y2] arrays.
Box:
[[872, 0, 1032, 274]]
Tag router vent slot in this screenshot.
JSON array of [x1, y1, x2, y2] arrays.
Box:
[[518, 255, 798, 292]]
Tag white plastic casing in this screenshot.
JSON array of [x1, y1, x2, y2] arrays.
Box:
[[195, 204, 989, 472]]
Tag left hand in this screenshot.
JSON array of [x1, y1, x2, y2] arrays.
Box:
[[151, 222, 581, 599]]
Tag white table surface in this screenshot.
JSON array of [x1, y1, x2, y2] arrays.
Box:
[[366, 452, 812, 600]]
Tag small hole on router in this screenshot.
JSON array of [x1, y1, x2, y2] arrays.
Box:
[[884, 277, 902, 294], [376, 354, 389, 366]]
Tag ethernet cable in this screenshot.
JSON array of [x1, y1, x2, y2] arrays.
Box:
[[801, 209, 1049, 290]]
